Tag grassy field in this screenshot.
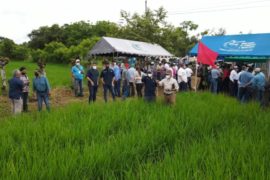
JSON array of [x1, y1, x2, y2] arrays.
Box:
[[5, 61, 71, 87], [0, 93, 269, 179]]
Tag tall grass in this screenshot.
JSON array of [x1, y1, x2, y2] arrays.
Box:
[[0, 93, 269, 179]]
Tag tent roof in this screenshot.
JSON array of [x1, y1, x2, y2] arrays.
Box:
[[88, 37, 173, 57], [189, 33, 270, 59]]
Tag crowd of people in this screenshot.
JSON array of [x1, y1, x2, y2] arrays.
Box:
[[4, 57, 270, 115]]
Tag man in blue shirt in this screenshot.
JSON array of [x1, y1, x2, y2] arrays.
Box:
[[238, 66, 254, 103], [100, 60, 115, 102], [86, 62, 99, 103], [210, 66, 221, 94], [71, 59, 84, 97], [252, 68, 266, 104], [113, 60, 121, 97], [142, 71, 157, 102], [33, 70, 51, 111], [8, 69, 23, 114]]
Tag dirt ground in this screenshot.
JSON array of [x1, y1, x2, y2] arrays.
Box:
[[0, 86, 165, 119]]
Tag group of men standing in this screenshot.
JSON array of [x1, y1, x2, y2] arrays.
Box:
[[8, 66, 51, 114], [71, 59, 195, 105], [209, 64, 268, 105]]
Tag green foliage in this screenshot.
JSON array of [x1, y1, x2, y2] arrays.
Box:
[[0, 93, 269, 179], [0, 38, 30, 60]]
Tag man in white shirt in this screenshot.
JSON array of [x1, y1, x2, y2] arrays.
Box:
[[229, 65, 239, 97], [159, 70, 179, 105], [177, 64, 188, 91], [185, 65, 193, 90], [127, 64, 136, 97]]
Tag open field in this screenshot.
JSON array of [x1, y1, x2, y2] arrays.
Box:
[[0, 93, 269, 179]]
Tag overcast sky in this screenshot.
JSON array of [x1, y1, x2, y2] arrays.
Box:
[[1, 0, 270, 44]]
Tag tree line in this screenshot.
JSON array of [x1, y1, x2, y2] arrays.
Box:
[[0, 7, 226, 64]]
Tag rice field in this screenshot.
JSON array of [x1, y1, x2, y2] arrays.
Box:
[[0, 92, 269, 179]]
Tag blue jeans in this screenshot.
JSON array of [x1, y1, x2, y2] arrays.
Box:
[[89, 85, 98, 103], [211, 78, 218, 94], [103, 84, 115, 102], [114, 79, 121, 97], [238, 87, 253, 103], [74, 79, 83, 96], [37, 92, 50, 111], [122, 80, 129, 100]]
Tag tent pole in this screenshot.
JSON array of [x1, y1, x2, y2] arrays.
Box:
[[195, 57, 198, 92]]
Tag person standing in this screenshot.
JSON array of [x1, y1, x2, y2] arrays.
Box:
[[135, 67, 144, 98], [210, 65, 221, 94], [19, 67, 30, 112], [229, 65, 239, 97], [0, 57, 9, 91], [100, 60, 115, 102], [177, 64, 188, 91], [142, 71, 157, 102], [185, 64, 193, 90], [8, 70, 23, 114], [127, 64, 136, 97], [122, 63, 130, 100], [159, 70, 179, 105], [71, 59, 84, 97], [113, 61, 121, 97], [238, 67, 254, 103], [33, 70, 51, 111], [86, 62, 99, 103], [252, 68, 266, 105]]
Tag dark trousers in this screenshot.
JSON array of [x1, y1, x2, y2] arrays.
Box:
[[136, 83, 143, 97], [75, 79, 83, 96], [229, 80, 238, 97], [238, 87, 253, 103], [22, 92, 28, 112], [103, 84, 115, 102], [144, 96, 156, 102], [89, 85, 98, 103], [114, 79, 121, 97], [187, 77, 192, 90], [179, 82, 187, 91], [211, 78, 218, 94], [129, 82, 135, 97], [122, 80, 129, 100]]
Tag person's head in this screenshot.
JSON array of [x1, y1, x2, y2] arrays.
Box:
[[165, 70, 172, 79], [254, 67, 261, 74], [112, 60, 116, 66], [75, 59, 80, 66], [34, 70, 40, 77], [248, 67, 253, 73], [104, 60, 110, 68], [19, 67, 26, 75], [147, 71, 152, 78], [242, 65, 247, 71], [91, 62, 97, 69], [13, 69, 21, 78]]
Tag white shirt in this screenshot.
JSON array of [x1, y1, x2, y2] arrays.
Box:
[[177, 68, 188, 83], [135, 71, 145, 84], [159, 77, 179, 94], [229, 69, 239, 82], [185, 68, 193, 78]]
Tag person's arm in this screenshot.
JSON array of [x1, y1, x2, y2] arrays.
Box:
[[229, 71, 234, 82], [174, 80, 179, 92], [158, 79, 164, 86], [45, 78, 51, 95], [100, 71, 105, 84]]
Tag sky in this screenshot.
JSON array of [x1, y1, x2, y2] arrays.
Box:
[[1, 0, 270, 44]]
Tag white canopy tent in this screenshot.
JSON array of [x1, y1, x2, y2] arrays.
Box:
[[88, 37, 173, 57]]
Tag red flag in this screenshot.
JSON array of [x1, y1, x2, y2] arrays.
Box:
[[197, 41, 218, 66]]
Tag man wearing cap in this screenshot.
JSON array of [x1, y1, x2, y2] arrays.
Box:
[[86, 62, 99, 103], [252, 68, 266, 104], [33, 70, 51, 111], [112, 60, 121, 97], [100, 60, 115, 102], [159, 70, 179, 105], [71, 59, 84, 97], [229, 65, 239, 97], [142, 71, 157, 102]]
